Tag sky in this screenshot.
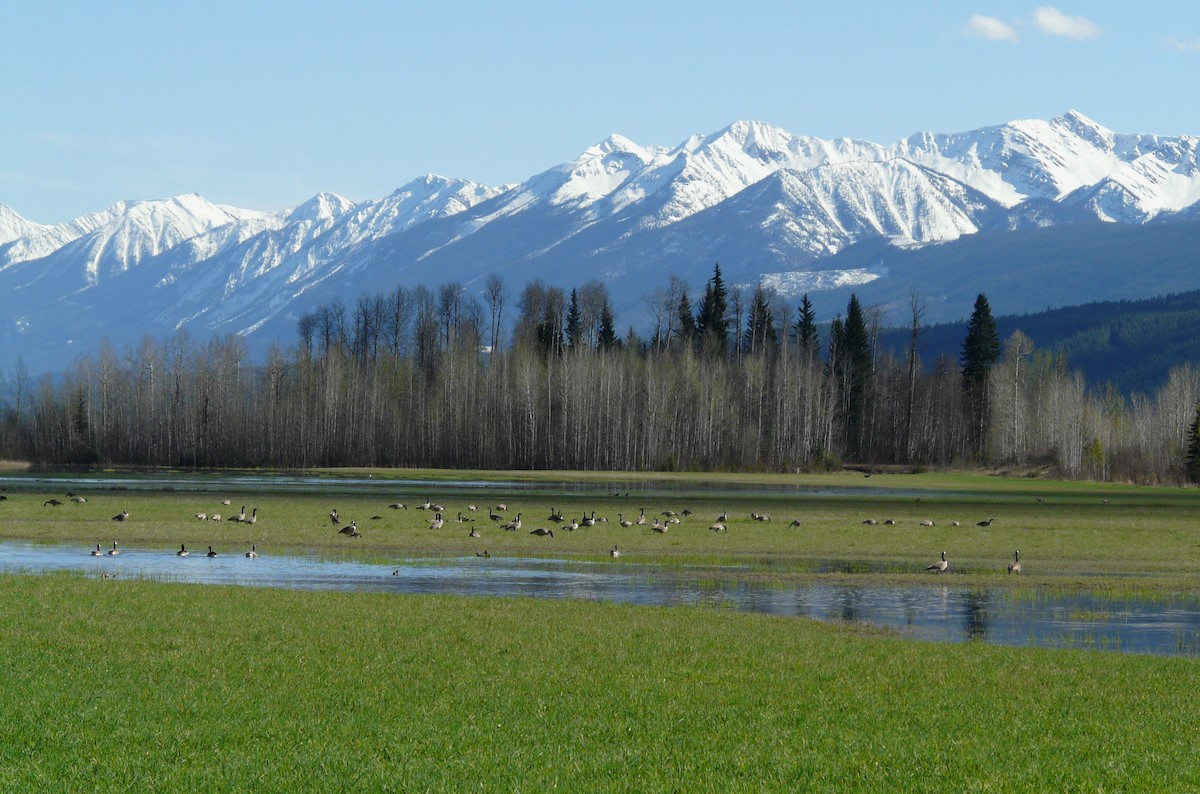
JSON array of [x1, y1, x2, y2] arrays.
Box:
[[3, 1, 1199, 224]]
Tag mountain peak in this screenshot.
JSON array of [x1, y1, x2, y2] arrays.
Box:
[[1053, 109, 1114, 150], [286, 192, 356, 224]]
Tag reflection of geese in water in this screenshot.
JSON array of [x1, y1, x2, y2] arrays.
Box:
[[1007, 550, 1021, 574], [925, 551, 948, 573]]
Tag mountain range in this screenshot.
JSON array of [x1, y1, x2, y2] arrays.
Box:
[[2, 110, 1199, 374]]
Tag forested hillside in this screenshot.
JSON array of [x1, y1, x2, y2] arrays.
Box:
[[881, 289, 1200, 394]]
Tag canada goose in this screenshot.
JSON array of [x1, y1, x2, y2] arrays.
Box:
[[456, 512, 473, 523], [752, 513, 770, 522], [429, 513, 444, 530], [476, 550, 490, 558], [339, 520, 360, 536], [951, 521, 961, 527], [107, 541, 120, 556], [1007, 550, 1021, 574], [329, 509, 340, 524], [229, 506, 246, 522], [635, 508, 647, 526], [43, 499, 63, 507], [788, 519, 801, 527], [468, 527, 480, 538], [662, 510, 677, 518], [547, 508, 564, 522], [862, 518, 877, 525], [530, 527, 553, 537], [610, 545, 621, 558], [651, 519, 668, 533], [883, 519, 896, 525], [222, 499, 232, 506], [618, 514, 634, 528], [489, 507, 504, 521], [177, 543, 189, 557], [194, 512, 207, 520], [90, 544, 103, 556], [467, 505, 478, 511], [926, 551, 948, 573], [428, 503, 444, 513], [581, 511, 596, 527], [210, 514, 221, 522], [667, 516, 680, 524], [112, 509, 129, 522], [562, 517, 580, 531], [244, 508, 257, 525], [206, 546, 217, 558], [716, 511, 728, 523], [245, 545, 258, 558], [709, 522, 727, 532], [70, 496, 87, 503], [388, 502, 407, 510], [501, 513, 523, 531], [920, 519, 935, 527], [417, 499, 433, 510], [495, 503, 508, 512], [371, 515, 384, 520], [977, 518, 995, 527], [681, 509, 693, 517]]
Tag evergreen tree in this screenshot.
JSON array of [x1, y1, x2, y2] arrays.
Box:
[[961, 293, 1001, 456], [1187, 403, 1200, 484], [675, 291, 696, 348], [565, 288, 583, 349], [840, 295, 872, 458], [795, 293, 818, 359], [696, 262, 729, 356], [597, 302, 619, 351], [745, 285, 777, 355]]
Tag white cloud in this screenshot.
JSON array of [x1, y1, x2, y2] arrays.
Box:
[[966, 15, 1019, 42], [1033, 7, 1101, 39], [1167, 37, 1200, 53]]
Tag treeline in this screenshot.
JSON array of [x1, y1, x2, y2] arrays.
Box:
[[1, 265, 1199, 483]]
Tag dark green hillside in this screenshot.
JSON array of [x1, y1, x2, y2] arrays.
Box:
[[879, 289, 1200, 394]]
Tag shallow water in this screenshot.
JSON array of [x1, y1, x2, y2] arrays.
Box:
[[4, 541, 1199, 657]]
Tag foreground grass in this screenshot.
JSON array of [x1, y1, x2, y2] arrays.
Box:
[[0, 574, 1195, 791], [4, 469, 1200, 591]]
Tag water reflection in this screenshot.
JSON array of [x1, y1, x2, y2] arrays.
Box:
[[3, 541, 1199, 658]]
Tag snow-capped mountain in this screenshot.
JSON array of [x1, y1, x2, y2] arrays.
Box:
[[3, 111, 1200, 373]]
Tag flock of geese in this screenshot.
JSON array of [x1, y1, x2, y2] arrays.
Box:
[[21, 491, 1024, 574]]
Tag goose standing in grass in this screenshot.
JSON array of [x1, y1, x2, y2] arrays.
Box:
[[194, 512, 208, 520], [977, 518, 996, 527], [489, 507, 504, 522], [417, 498, 433, 510], [610, 545, 621, 558], [548, 508, 564, 523], [429, 513, 445, 530], [388, 502, 407, 510], [1007, 550, 1021, 574], [495, 503, 508, 512], [244, 508, 257, 525], [107, 541, 120, 556], [635, 508, 647, 526], [210, 514, 221, 522], [716, 511, 728, 524], [618, 514, 634, 528], [245, 545, 258, 558], [468, 527, 481, 538], [112, 509, 129, 522], [90, 544, 104, 556], [562, 517, 580, 531], [339, 520, 360, 537], [788, 519, 802, 528], [529, 527, 553, 537], [862, 518, 877, 525], [44, 498, 63, 507], [581, 511, 596, 527], [920, 519, 935, 527], [708, 522, 727, 533], [926, 551, 948, 574], [752, 512, 770, 522], [329, 509, 340, 525], [70, 495, 87, 503], [206, 546, 218, 558], [229, 506, 246, 523], [222, 499, 232, 506], [651, 518, 668, 533], [177, 543, 189, 558], [501, 513, 523, 531]]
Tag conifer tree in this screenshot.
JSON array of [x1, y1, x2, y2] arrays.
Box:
[[696, 262, 729, 356], [1187, 403, 1200, 484], [565, 288, 582, 349], [795, 293, 818, 359], [675, 291, 696, 348], [597, 303, 618, 351], [961, 293, 1001, 456]]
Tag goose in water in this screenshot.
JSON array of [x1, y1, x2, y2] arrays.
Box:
[[206, 546, 218, 558], [107, 541, 120, 556], [925, 551, 948, 574], [245, 545, 258, 558], [177, 543, 189, 557], [90, 544, 104, 556], [1007, 550, 1021, 574]]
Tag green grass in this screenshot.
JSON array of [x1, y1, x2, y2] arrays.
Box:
[[4, 469, 1200, 592], [0, 574, 1196, 791]]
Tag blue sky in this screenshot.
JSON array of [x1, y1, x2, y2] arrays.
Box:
[[3, 1, 1198, 223]]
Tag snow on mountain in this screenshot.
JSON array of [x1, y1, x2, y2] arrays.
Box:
[[3, 111, 1200, 375]]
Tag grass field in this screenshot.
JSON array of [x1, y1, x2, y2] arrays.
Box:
[[2, 469, 1198, 789], [2, 469, 1199, 591], [0, 573, 1197, 791]]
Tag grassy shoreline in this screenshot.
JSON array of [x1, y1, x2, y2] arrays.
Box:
[[0, 574, 1196, 791]]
